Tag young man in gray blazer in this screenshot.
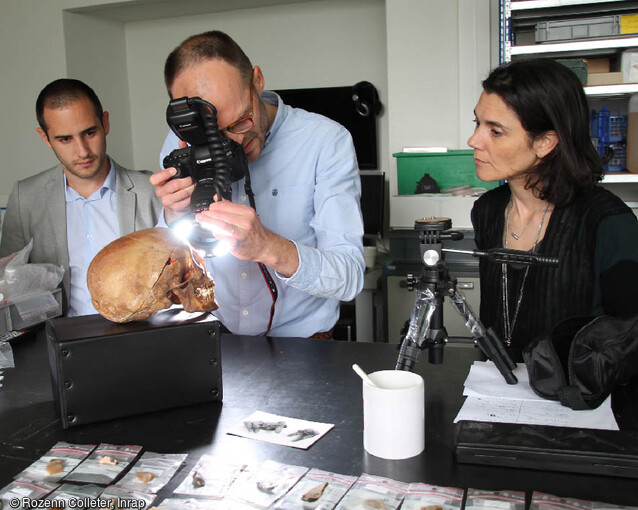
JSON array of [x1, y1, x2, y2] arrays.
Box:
[[0, 79, 161, 316]]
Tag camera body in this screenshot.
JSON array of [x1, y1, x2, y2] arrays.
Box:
[[163, 96, 247, 212]]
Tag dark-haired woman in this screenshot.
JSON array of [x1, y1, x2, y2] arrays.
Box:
[[468, 58, 638, 361]]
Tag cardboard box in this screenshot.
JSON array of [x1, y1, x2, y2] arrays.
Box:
[[622, 50, 638, 83], [628, 95, 638, 173], [628, 127, 638, 173], [587, 72, 624, 86], [585, 58, 610, 74]]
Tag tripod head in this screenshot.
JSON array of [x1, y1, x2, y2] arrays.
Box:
[[395, 218, 463, 369], [414, 217, 463, 271], [395, 217, 559, 384]]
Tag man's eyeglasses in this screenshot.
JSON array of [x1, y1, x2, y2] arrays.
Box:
[[224, 83, 254, 135]]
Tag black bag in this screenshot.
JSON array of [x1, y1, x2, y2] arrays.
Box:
[[523, 314, 638, 410]]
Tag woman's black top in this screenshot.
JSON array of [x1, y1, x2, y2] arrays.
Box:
[[471, 184, 638, 361]]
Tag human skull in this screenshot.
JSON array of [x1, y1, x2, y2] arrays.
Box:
[[87, 227, 218, 323]]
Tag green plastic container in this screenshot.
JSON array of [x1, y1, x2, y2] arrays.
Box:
[[394, 150, 497, 195]]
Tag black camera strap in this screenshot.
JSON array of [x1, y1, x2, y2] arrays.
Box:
[[242, 167, 278, 336]]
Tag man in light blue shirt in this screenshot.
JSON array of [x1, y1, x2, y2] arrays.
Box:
[[152, 30, 365, 337], [0, 79, 161, 316]]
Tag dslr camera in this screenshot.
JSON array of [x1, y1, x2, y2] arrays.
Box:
[[163, 96, 248, 256], [163, 96, 248, 213]]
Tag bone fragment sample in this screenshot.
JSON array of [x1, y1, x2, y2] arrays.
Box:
[[136, 471, 157, 483], [98, 455, 118, 465], [192, 471, 206, 488], [45, 458, 64, 475], [301, 482, 329, 502], [363, 500, 387, 510]]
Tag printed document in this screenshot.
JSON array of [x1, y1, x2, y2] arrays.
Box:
[[454, 361, 619, 431]]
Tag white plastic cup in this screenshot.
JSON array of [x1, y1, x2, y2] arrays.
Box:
[[362, 370, 425, 460], [363, 246, 377, 269]]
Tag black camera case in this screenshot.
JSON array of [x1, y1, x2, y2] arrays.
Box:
[[524, 313, 638, 410], [46, 310, 222, 428]]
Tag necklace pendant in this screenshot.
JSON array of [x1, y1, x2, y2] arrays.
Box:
[[511, 232, 519, 240]]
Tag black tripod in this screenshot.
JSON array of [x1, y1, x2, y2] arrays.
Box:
[[395, 218, 558, 384]]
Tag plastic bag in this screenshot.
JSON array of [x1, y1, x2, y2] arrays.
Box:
[[334, 474, 408, 510], [115, 451, 188, 494], [0, 478, 60, 509], [14, 441, 96, 483], [0, 239, 63, 300], [63, 443, 142, 485], [225, 460, 308, 509], [44, 483, 104, 506], [401, 483, 464, 510], [98, 485, 155, 509], [149, 498, 219, 509], [273, 468, 358, 510], [531, 491, 638, 510], [465, 488, 526, 510], [173, 454, 246, 500]]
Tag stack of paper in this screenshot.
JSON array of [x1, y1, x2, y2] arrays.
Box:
[[454, 361, 619, 431]]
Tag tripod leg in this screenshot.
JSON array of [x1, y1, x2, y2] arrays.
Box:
[[447, 288, 518, 384], [395, 287, 437, 371]]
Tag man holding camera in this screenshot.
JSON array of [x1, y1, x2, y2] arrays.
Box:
[[0, 79, 161, 316], [151, 30, 365, 338]]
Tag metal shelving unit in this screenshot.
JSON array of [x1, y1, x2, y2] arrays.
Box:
[[600, 171, 638, 183], [585, 83, 638, 95], [502, 0, 638, 61], [511, 0, 629, 10], [510, 36, 638, 57], [511, 0, 632, 11], [501, 0, 638, 182]]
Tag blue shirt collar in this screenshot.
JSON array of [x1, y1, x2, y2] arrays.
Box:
[[64, 158, 116, 202], [261, 90, 286, 145]]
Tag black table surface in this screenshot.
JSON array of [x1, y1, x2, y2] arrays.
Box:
[[1, 329, 637, 506]]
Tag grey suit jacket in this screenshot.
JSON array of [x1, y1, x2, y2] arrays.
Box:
[[0, 159, 162, 313]]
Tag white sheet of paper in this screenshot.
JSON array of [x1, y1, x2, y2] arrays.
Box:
[[455, 395, 619, 430], [227, 411, 334, 449], [463, 361, 544, 400], [456, 361, 619, 430]]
